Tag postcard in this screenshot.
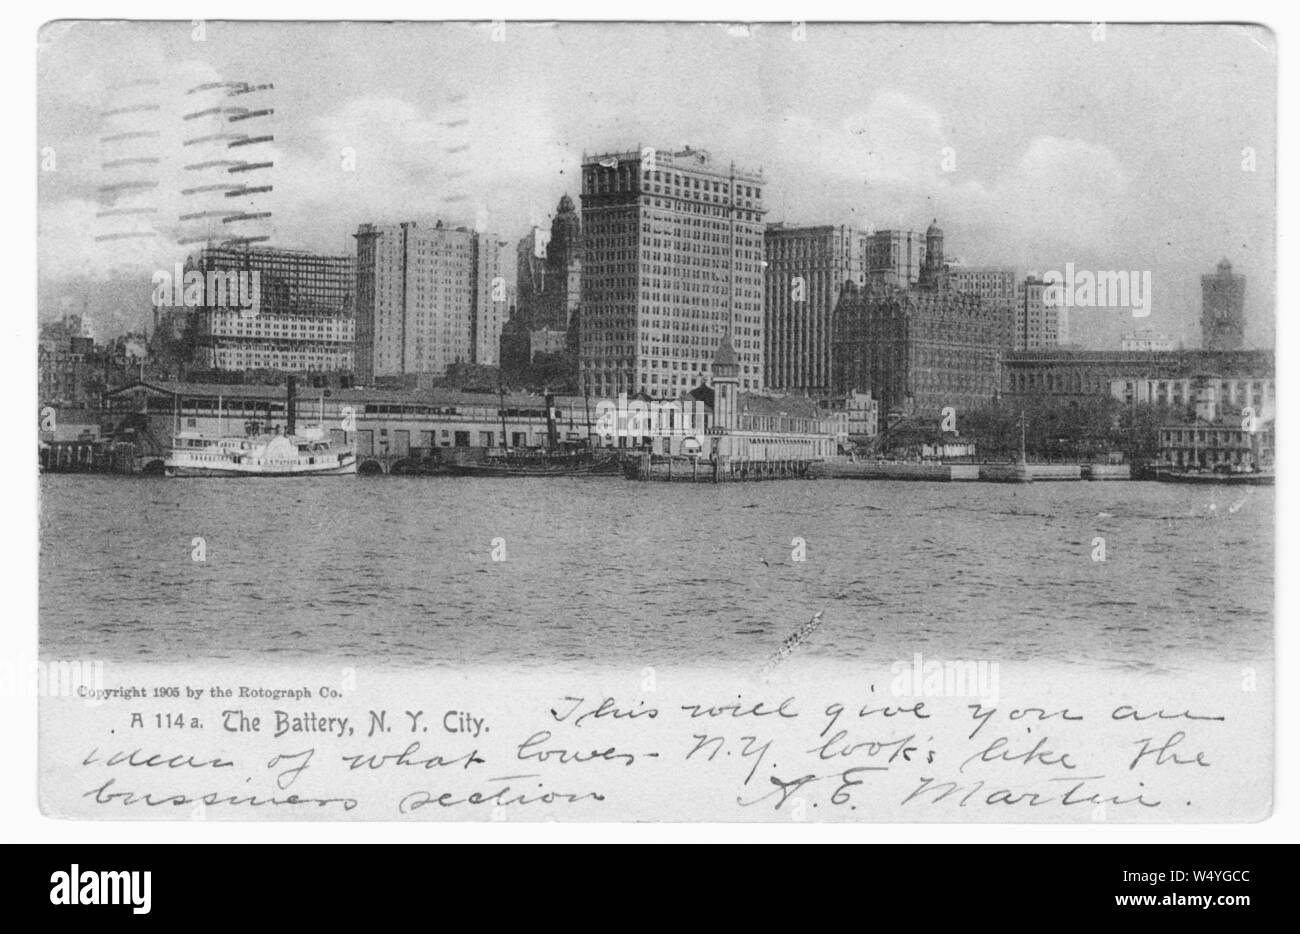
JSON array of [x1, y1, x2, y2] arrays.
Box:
[[35, 20, 1275, 821]]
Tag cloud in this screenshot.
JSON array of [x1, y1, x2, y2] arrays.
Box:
[[991, 136, 1129, 251], [841, 89, 948, 186], [272, 94, 576, 249], [765, 89, 1128, 257], [767, 90, 950, 199]]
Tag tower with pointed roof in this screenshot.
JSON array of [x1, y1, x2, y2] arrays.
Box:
[[540, 193, 582, 331], [711, 334, 740, 433], [920, 219, 945, 288]]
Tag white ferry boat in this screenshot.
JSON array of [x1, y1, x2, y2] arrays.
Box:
[[165, 426, 356, 477]]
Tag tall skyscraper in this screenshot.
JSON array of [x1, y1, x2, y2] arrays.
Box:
[[516, 225, 550, 316], [354, 221, 476, 383], [1201, 259, 1246, 351], [187, 245, 355, 372], [866, 229, 926, 287], [1015, 276, 1061, 350], [764, 223, 867, 392], [472, 233, 515, 366], [950, 266, 1018, 350], [578, 146, 766, 398]]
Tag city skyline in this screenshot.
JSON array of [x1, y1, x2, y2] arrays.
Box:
[[39, 21, 1276, 350]]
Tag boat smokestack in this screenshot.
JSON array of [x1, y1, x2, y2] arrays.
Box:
[[287, 376, 297, 436], [545, 393, 558, 449]]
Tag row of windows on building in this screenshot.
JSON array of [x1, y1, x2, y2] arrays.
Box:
[[583, 375, 759, 394], [211, 353, 354, 370], [584, 244, 764, 263], [584, 188, 764, 221], [1007, 372, 1271, 399], [209, 319, 355, 338], [1161, 426, 1270, 446], [584, 164, 761, 193]]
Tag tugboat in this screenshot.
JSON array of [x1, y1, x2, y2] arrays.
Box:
[[1156, 465, 1273, 486], [164, 377, 356, 477], [445, 389, 620, 477], [445, 448, 621, 477]]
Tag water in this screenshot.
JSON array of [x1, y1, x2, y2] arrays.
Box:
[[39, 476, 1273, 670]]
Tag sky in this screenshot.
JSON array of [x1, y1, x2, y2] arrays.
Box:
[[37, 20, 1276, 349]]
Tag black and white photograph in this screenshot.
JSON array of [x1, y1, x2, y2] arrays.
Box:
[[28, 17, 1280, 830]]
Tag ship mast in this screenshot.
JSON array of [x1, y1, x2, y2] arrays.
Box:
[[286, 375, 297, 437], [584, 391, 593, 446], [543, 388, 558, 452], [498, 383, 510, 451]]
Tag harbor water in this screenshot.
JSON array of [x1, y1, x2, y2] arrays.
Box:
[[39, 476, 1272, 671]]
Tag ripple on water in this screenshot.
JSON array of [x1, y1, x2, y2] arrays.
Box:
[[38, 476, 1273, 669]]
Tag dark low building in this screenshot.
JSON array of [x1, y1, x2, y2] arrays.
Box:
[[831, 282, 1002, 420]]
